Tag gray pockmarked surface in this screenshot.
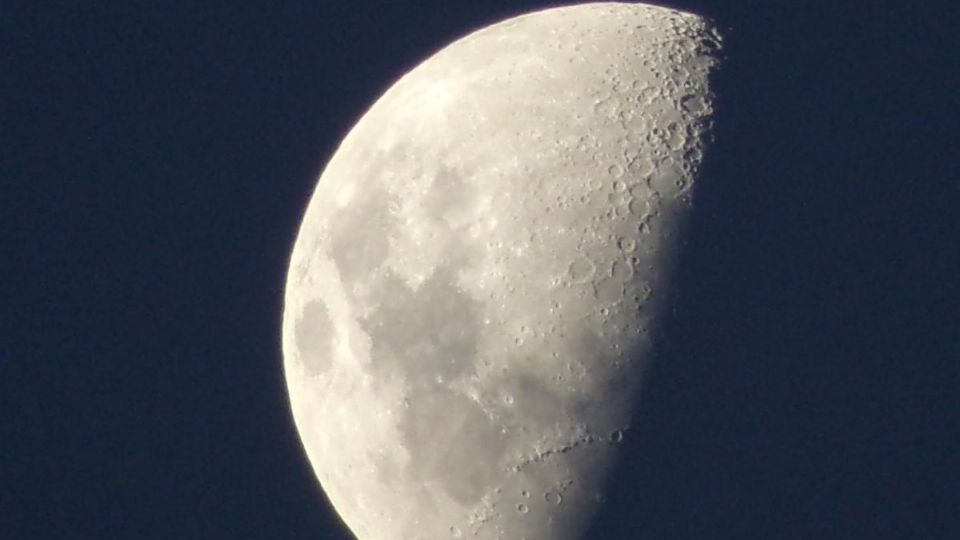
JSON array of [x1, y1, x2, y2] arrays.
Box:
[[283, 3, 723, 539]]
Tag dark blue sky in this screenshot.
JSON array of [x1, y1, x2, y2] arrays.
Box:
[[5, 1, 958, 538]]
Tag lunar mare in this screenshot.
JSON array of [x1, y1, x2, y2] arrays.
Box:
[[283, 3, 722, 539]]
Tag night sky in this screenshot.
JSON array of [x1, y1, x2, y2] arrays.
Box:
[[5, 1, 959, 539]]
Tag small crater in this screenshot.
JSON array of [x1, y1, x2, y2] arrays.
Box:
[[607, 191, 628, 207], [612, 259, 634, 281], [617, 237, 636, 252], [628, 197, 654, 219], [681, 94, 708, 116], [568, 256, 596, 283], [627, 156, 655, 178], [545, 490, 563, 505], [629, 181, 650, 197], [593, 96, 619, 118], [650, 163, 690, 198], [517, 503, 529, 514], [667, 130, 687, 151], [636, 86, 659, 103], [594, 278, 623, 305]]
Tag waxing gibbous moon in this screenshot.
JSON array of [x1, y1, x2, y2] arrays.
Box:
[[283, 3, 722, 539]]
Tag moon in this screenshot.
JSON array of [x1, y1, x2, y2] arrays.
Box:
[[282, 3, 722, 539]]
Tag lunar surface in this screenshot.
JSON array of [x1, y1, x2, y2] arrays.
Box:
[[282, 3, 722, 539]]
